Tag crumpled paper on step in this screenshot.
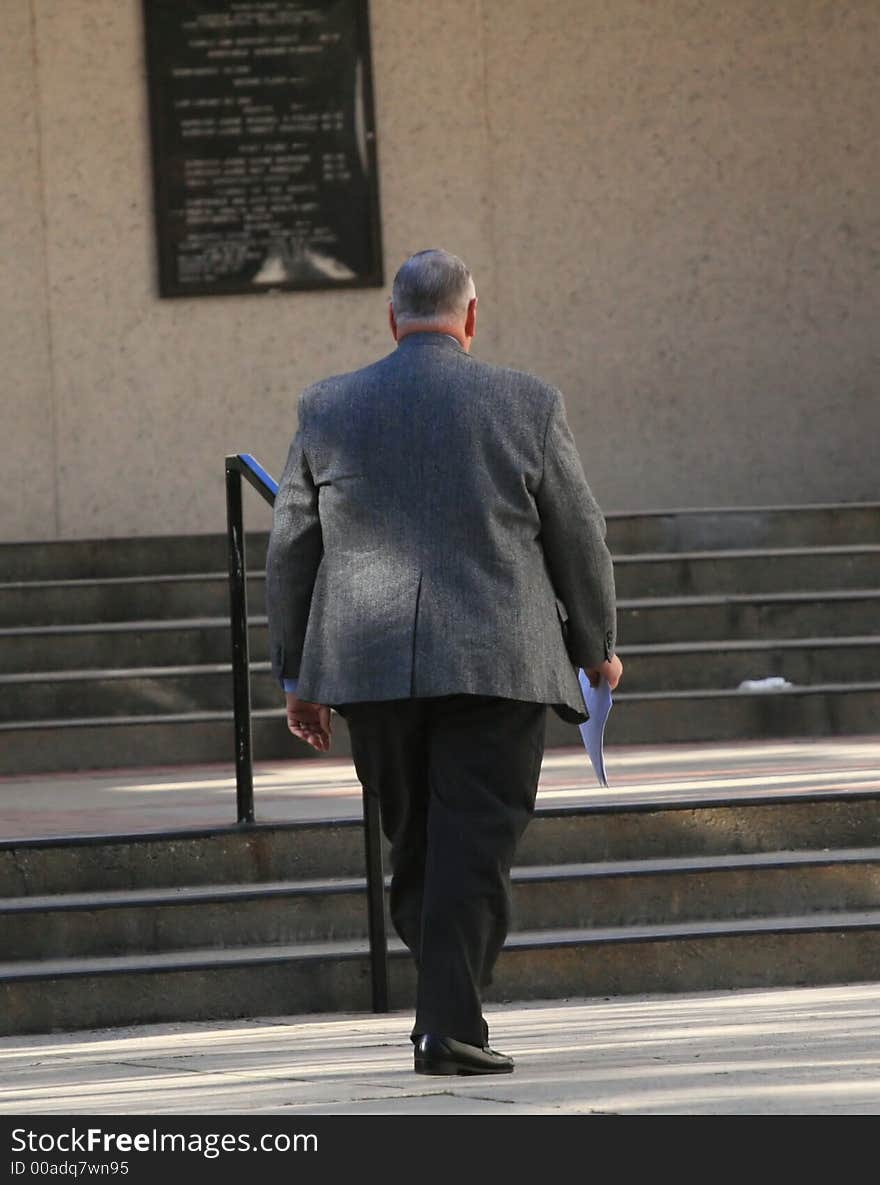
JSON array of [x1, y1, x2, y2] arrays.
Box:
[[737, 676, 794, 692]]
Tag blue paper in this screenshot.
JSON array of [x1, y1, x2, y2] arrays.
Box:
[[577, 669, 612, 787]]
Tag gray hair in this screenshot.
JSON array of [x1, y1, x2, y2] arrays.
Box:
[[391, 249, 475, 323]]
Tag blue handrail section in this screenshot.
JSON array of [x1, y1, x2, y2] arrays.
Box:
[[238, 453, 278, 501]]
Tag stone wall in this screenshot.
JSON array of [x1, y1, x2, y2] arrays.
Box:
[[2, 0, 877, 541]]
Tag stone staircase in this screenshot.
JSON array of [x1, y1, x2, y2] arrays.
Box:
[[0, 502, 877, 774], [3, 780, 880, 1035], [2, 500, 878, 1036]]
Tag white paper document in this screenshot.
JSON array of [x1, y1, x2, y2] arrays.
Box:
[[577, 669, 613, 787]]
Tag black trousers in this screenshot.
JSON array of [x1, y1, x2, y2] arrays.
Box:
[[340, 695, 547, 1048]]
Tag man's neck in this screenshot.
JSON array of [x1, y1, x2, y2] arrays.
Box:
[[396, 325, 469, 351]]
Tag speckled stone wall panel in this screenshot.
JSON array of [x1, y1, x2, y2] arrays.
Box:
[[0, 0, 57, 542], [6, 0, 879, 540], [28, 0, 494, 539], [483, 0, 880, 510], [368, 2, 497, 352]]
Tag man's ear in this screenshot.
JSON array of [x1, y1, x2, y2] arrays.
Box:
[[465, 296, 478, 339], [388, 301, 399, 341]]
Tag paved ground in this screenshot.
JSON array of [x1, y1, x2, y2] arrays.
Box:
[[2, 735, 879, 838], [2, 983, 880, 1115]]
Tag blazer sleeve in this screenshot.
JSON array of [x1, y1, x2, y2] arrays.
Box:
[[534, 389, 617, 669], [265, 401, 324, 684]]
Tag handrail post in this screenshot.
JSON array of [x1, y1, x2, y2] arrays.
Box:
[[362, 787, 389, 1012], [225, 450, 389, 1009], [225, 459, 255, 824]]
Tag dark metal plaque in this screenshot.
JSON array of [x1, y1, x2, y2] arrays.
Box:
[[143, 0, 383, 297]]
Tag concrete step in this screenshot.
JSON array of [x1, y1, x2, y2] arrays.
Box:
[[0, 663, 283, 721], [3, 545, 878, 627], [618, 589, 880, 644], [0, 533, 268, 583], [618, 637, 880, 692], [601, 683, 880, 747], [4, 847, 880, 961], [614, 546, 880, 598], [0, 877, 372, 960], [3, 637, 879, 721], [5, 791, 879, 897], [4, 908, 880, 1036], [0, 819, 364, 897], [0, 708, 299, 775], [604, 503, 880, 553], [513, 849, 880, 930], [0, 574, 263, 629], [0, 618, 247, 674]]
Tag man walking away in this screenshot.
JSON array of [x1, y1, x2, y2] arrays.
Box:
[[266, 248, 622, 1075]]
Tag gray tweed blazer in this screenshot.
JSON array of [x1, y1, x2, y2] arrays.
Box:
[[265, 332, 617, 723]]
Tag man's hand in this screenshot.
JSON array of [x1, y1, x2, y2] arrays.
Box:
[[285, 693, 332, 752], [585, 654, 623, 691]]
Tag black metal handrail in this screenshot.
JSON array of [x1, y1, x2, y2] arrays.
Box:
[[225, 454, 276, 824], [224, 453, 389, 1012]]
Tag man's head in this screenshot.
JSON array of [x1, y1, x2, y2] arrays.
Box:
[[389, 248, 477, 351]]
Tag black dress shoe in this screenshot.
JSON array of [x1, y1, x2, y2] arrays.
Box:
[[414, 1033, 514, 1075]]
